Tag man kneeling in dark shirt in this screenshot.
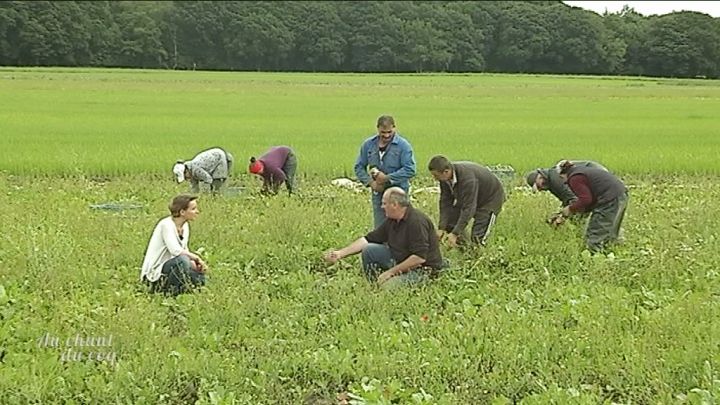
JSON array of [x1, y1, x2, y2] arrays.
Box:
[[323, 187, 447, 288]]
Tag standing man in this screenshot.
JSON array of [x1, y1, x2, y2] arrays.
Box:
[[248, 145, 298, 195], [324, 187, 446, 288], [173, 147, 234, 194], [525, 160, 608, 207], [354, 115, 416, 228], [428, 155, 505, 247]]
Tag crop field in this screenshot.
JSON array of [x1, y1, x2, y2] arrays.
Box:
[[1, 68, 719, 404]]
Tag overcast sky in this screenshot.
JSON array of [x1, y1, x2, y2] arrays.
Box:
[[562, 1, 720, 17]]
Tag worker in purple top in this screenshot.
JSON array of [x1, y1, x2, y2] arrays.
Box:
[[248, 146, 298, 195]]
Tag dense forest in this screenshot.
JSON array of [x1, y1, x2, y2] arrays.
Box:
[[1, 1, 719, 78]]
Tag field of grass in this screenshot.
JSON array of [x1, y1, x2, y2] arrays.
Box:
[[2, 68, 720, 176], [1, 68, 719, 404]]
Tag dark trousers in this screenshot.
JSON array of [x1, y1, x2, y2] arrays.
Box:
[[282, 152, 298, 194], [443, 207, 499, 245], [371, 192, 385, 229], [586, 192, 629, 252], [210, 179, 226, 193], [150, 255, 205, 296], [191, 179, 226, 194]]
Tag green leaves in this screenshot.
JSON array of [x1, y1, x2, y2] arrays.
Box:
[[1, 70, 720, 403]]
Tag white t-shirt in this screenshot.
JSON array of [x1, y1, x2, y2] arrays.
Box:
[[141, 217, 189, 282]]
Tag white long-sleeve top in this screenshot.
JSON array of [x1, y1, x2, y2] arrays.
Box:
[[141, 217, 189, 282]]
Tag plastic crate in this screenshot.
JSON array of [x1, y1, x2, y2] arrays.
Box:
[[487, 164, 515, 180]]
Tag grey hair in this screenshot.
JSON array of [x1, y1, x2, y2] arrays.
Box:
[[383, 187, 410, 207]]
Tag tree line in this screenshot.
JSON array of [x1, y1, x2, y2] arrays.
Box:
[[1, 1, 719, 78]]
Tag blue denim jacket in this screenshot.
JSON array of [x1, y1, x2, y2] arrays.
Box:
[[354, 133, 416, 192]]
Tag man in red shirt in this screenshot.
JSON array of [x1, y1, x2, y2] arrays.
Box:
[[551, 160, 628, 252]]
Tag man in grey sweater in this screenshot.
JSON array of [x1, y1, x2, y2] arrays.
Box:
[[428, 155, 505, 248]]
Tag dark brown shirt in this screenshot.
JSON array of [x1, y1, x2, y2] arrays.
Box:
[[365, 206, 443, 269], [439, 162, 505, 235]]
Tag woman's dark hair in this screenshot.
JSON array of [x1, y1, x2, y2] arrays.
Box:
[[169, 194, 198, 217], [250, 157, 256, 163]]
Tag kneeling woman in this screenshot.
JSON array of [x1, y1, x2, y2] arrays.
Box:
[[141, 194, 207, 295], [553, 160, 629, 252]]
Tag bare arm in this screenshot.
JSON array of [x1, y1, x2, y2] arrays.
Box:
[[388, 254, 425, 276], [378, 254, 426, 284], [324, 237, 369, 263]]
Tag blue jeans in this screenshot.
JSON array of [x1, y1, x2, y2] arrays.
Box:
[[361, 243, 430, 287], [151, 255, 206, 296], [371, 192, 385, 229]]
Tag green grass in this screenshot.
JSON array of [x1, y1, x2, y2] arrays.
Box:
[[2, 68, 720, 176], [0, 69, 719, 403]]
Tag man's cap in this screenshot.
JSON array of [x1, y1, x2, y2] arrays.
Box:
[[525, 169, 542, 192], [173, 162, 185, 183], [525, 170, 539, 187]]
